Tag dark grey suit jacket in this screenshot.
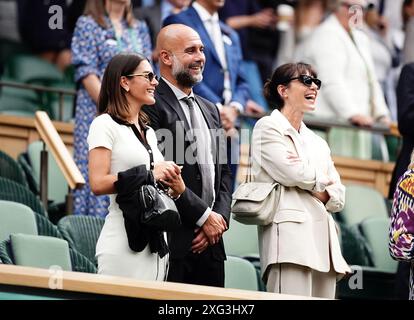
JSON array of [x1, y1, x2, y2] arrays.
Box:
[[142, 78, 232, 260]]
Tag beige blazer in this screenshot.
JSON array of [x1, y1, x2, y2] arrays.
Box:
[[251, 110, 351, 279]]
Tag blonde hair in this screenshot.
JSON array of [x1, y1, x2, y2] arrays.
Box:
[[84, 0, 136, 29]]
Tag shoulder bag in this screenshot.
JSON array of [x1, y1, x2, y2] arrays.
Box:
[[231, 145, 281, 225]]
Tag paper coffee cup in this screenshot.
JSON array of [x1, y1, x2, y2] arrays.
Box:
[[277, 4, 294, 31]]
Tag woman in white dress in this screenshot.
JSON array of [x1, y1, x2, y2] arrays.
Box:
[[88, 52, 185, 281]]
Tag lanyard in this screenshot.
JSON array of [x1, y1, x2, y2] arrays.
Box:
[[110, 115, 155, 170], [115, 28, 140, 53], [110, 19, 140, 53]]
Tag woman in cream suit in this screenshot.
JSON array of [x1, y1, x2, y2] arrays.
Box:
[[294, 3, 391, 160], [251, 62, 350, 299]]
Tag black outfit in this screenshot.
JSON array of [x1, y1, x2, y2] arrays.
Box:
[[143, 78, 232, 287], [134, 3, 162, 49], [115, 164, 168, 258], [219, 0, 283, 83], [389, 63, 414, 198], [17, 0, 71, 53], [389, 63, 414, 300], [67, 0, 87, 34]]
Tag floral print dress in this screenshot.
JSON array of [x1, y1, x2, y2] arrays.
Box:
[[389, 169, 414, 300], [71, 15, 151, 217]]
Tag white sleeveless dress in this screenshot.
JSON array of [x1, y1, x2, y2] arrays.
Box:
[[88, 113, 168, 281]]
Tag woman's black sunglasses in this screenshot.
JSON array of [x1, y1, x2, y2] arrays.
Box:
[[288, 75, 322, 90], [126, 72, 159, 82]]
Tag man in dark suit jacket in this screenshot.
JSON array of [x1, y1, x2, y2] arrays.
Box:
[[389, 62, 414, 198], [143, 24, 232, 287], [389, 62, 414, 300]]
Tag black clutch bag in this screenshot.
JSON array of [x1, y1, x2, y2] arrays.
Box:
[[138, 184, 181, 231]]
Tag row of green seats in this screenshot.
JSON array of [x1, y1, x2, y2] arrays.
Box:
[[1, 38, 75, 121]]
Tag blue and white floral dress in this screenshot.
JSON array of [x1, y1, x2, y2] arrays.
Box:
[[71, 15, 151, 217]]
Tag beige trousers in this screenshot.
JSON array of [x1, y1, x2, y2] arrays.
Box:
[[266, 263, 337, 299]]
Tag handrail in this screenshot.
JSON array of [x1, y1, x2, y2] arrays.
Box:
[[0, 80, 76, 122], [240, 112, 400, 137], [0, 80, 76, 95], [0, 264, 324, 300], [0, 79, 400, 137], [34, 111, 84, 191]]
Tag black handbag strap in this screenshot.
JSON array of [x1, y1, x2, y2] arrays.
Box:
[[110, 114, 155, 170]]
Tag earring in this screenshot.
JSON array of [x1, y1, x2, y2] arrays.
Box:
[[123, 87, 129, 92]]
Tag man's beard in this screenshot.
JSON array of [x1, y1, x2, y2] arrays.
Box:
[[172, 55, 203, 88]]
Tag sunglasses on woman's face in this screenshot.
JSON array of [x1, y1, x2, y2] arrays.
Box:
[[126, 72, 159, 82], [288, 74, 322, 90]]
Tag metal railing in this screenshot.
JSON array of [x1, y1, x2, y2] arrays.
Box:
[[34, 111, 85, 213], [0, 80, 76, 122], [240, 111, 399, 137], [240, 111, 400, 162], [0, 79, 400, 137]]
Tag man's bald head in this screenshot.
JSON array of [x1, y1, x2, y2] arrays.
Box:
[[156, 24, 201, 53], [156, 24, 205, 92]]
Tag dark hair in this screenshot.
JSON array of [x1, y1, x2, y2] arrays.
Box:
[[263, 62, 317, 110], [98, 52, 149, 124], [403, 0, 414, 29], [84, 0, 136, 29]]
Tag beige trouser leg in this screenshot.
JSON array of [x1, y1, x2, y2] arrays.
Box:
[[311, 266, 337, 299], [266, 263, 336, 299]]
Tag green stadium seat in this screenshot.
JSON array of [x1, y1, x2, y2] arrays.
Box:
[[224, 256, 259, 291], [0, 39, 29, 73], [223, 216, 259, 259], [0, 177, 47, 218], [17, 141, 71, 223], [63, 65, 75, 84], [0, 200, 37, 241], [336, 220, 397, 300], [337, 222, 373, 267], [11, 233, 72, 271], [223, 217, 266, 291], [385, 136, 401, 163], [340, 184, 389, 227], [46, 82, 75, 122], [359, 217, 398, 273], [26, 140, 68, 205], [0, 85, 39, 101], [0, 200, 62, 240], [0, 234, 97, 273], [0, 93, 39, 117], [17, 153, 39, 195], [57, 215, 105, 266], [3, 54, 63, 85], [0, 149, 28, 188]]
